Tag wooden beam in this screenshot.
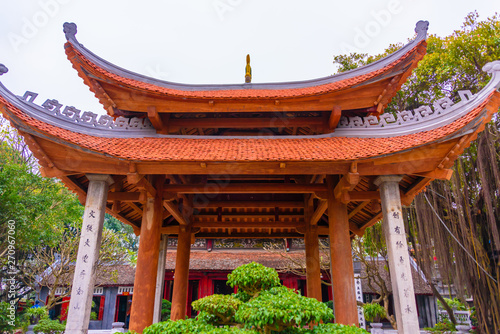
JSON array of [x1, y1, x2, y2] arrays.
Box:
[[191, 221, 304, 229], [164, 183, 327, 194], [333, 172, 360, 203], [163, 201, 189, 226], [328, 105, 342, 130], [412, 168, 453, 180], [147, 106, 168, 134], [105, 208, 140, 235], [193, 214, 303, 220], [169, 116, 324, 130], [127, 163, 143, 184], [111, 177, 123, 212], [107, 191, 146, 202], [347, 191, 380, 202], [39, 166, 75, 178], [310, 200, 327, 225], [359, 212, 383, 232], [137, 177, 157, 198], [128, 203, 143, 216], [401, 177, 431, 206], [348, 201, 370, 219], [192, 201, 303, 208]]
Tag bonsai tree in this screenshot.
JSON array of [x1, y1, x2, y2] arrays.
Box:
[[145, 262, 369, 333], [192, 294, 242, 326], [362, 303, 386, 323]]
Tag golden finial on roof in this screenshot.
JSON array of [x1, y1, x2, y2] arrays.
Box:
[[245, 54, 252, 83]]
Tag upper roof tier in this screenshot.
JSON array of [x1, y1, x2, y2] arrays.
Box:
[[63, 21, 428, 132]]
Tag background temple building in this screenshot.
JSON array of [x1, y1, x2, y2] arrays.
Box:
[[38, 238, 438, 330], [1, 20, 499, 333]]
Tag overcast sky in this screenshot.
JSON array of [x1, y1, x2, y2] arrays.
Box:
[[0, 1, 497, 114]]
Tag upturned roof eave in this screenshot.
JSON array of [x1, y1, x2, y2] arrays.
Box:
[[62, 21, 428, 96]]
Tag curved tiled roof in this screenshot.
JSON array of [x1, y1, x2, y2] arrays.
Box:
[[0, 70, 499, 162], [63, 21, 427, 100]]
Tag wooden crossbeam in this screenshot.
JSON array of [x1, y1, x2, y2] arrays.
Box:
[[107, 191, 146, 202], [163, 201, 189, 226], [191, 221, 304, 229], [192, 201, 303, 208], [310, 200, 327, 225], [169, 116, 324, 130], [164, 183, 327, 194], [193, 214, 302, 220]]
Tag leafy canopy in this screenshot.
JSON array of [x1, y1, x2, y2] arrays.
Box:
[[145, 263, 368, 333]]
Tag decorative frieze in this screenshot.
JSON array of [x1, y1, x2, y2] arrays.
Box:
[[338, 90, 474, 129], [21, 91, 153, 131]]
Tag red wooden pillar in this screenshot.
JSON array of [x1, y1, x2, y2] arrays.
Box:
[[326, 175, 358, 326], [304, 196, 322, 301], [170, 225, 192, 320], [129, 177, 164, 333]]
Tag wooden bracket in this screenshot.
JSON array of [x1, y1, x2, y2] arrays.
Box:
[[334, 172, 360, 203], [136, 177, 156, 198], [163, 201, 189, 226], [328, 106, 342, 131], [127, 163, 143, 184], [147, 106, 169, 134]]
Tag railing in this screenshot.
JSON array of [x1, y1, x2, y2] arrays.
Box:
[[438, 310, 471, 326]]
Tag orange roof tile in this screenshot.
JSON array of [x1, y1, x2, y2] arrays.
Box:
[[65, 40, 426, 100], [1, 91, 498, 162]]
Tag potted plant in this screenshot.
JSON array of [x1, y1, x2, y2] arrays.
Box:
[[363, 303, 386, 333]]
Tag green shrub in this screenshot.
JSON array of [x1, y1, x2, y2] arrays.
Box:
[[0, 301, 18, 333], [33, 318, 65, 334], [362, 303, 386, 323], [424, 318, 456, 333], [144, 264, 369, 334], [311, 323, 370, 333], [161, 299, 172, 321], [192, 294, 242, 325], [143, 318, 215, 334], [437, 298, 467, 311], [227, 262, 280, 297], [235, 286, 333, 332]]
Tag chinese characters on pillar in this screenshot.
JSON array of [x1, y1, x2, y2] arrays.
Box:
[[354, 274, 366, 329], [390, 209, 415, 316], [74, 208, 98, 308]]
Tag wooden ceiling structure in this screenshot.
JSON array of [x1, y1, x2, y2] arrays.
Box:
[[1, 20, 500, 333]]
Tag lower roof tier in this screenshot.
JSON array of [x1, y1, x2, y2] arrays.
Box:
[[0, 61, 499, 235]]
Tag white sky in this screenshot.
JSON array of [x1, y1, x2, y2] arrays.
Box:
[[0, 0, 498, 114]]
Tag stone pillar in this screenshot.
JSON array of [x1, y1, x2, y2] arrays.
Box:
[[374, 175, 419, 333], [129, 178, 164, 333], [153, 235, 168, 323], [304, 224, 322, 301], [327, 175, 358, 326], [170, 226, 192, 320], [65, 174, 113, 334]]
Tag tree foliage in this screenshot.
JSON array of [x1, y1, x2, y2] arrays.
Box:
[[145, 263, 366, 334], [0, 121, 133, 310]]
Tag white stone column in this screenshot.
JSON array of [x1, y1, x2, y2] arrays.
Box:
[[66, 174, 113, 334], [374, 175, 419, 333], [153, 235, 168, 323]]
